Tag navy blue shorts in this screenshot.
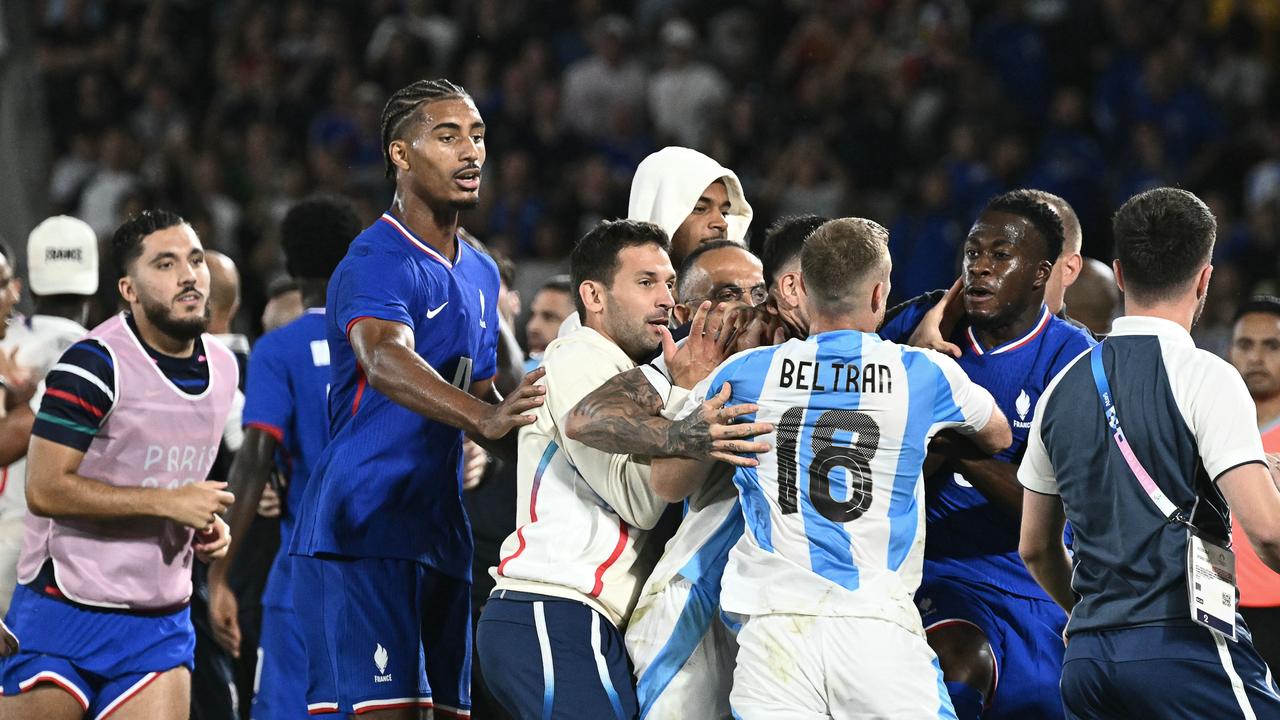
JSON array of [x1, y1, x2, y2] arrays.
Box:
[[0, 584, 194, 717], [477, 592, 637, 720], [293, 555, 471, 717], [917, 575, 1067, 720], [1061, 623, 1280, 719]]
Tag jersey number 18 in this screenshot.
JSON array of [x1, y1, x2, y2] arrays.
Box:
[[776, 407, 880, 523]]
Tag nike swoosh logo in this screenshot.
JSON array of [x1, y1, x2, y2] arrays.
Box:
[[426, 302, 449, 319]]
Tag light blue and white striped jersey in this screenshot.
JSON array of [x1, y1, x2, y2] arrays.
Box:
[[680, 330, 996, 625]]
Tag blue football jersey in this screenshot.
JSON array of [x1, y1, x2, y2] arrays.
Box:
[[290, 213, 499, 580], [241, 308, 332, 608], [880, 298, 1095, 597]]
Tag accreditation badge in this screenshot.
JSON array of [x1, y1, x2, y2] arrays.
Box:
[[1186, 529, 1238, 640]]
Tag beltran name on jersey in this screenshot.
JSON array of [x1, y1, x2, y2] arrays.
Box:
[[290, 213, 499, 581], [681, 330, 994, 627], [242, 308, 332, 608], [879, 300, 1095, 597]]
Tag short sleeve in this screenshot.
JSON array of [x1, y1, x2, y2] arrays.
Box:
[[333, 252, 425, 337], [927, 351, 995, 434], [1018, 391, 1059, 495], [242, 333, 292, 442], [878, 292, 938, 344], [1186, 360, 1266, 481], [33, 340, 116, 452]]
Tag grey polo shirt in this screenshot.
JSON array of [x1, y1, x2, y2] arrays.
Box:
[[1019, 315, 1266, 636]]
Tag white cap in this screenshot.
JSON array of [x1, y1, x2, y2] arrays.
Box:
[[27, 215, 98, 296]]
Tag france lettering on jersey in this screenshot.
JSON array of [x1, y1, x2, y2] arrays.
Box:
[[879, 300, 1095, 598], [242, 307, 332, 609], [681, 330, 996, 626], [290, 213, 499, 580]]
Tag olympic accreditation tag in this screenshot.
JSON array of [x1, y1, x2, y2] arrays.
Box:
[[1186, 529, 1237, 640]]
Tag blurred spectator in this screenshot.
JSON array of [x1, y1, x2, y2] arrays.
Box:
[[23, 0, 1280, 347], [889, 166, 964, 302], [560, 15, 646, 140], [647, 18, 729, 149]]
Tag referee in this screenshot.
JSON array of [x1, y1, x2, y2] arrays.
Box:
[[1017, 187, 1280, 718]]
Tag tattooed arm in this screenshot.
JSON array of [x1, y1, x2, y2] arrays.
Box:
[[565, 375, 772, 467]]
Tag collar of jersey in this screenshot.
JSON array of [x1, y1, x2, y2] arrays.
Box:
[[964, 304, 1051, 356], [378, 212, 462, 270], [1107, 315, 1194, 347]]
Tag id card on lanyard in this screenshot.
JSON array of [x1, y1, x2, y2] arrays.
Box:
[[1089, 343, 1238, 640]]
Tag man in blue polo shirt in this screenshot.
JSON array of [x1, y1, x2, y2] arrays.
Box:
[[1020, 187, 1280, 718], [289, 79, 545, 719]]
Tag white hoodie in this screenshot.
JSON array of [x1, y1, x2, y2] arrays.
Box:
[[627, 146, 752, 245]]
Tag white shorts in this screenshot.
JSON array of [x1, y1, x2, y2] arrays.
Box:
[[627, 576, 736, 719], [731, 614, 957, 720]]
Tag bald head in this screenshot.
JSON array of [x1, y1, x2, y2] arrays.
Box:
[[205, 250, 240, 334], [1063, 257, 1120, 335]]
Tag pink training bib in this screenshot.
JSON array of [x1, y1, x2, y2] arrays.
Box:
[[17, 313, 238, 610]]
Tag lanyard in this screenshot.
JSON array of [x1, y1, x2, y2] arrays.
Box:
[[1088, 343, 1188, 524]]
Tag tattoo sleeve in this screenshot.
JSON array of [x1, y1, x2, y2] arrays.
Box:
[[565, 368, 713, 458]]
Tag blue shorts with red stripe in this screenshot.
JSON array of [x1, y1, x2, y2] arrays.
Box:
[[917, 575, 1067, 720], [477, 591, 637, 720], [0, 583, 194, 717], [292, 554, 471, 717]]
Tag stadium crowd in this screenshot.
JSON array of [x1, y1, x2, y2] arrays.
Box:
[[29, 0, 1280, 344], [0, 1, 1278, 719]]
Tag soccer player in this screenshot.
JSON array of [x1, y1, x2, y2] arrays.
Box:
[[1019, 187, 1280, 717], [879, 191, 1096, 719], [1228, 296, 1280, 672], [0, 216, 98, 615], [563, 216, 819, 719], [654, 218, 1011, 718], [207, 196, 362, 719], [523, 275, 574, 372], [0, 209, 238, 719], [477, 220, 765, 719], [628, 146, 753, 268], [288, 79, 543, 720]]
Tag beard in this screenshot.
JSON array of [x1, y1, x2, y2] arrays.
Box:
[[140, 292, 210, 342], [450, 193, 481, 210], [604, 296, 663, 362], [1191, 289, 1208, 327]]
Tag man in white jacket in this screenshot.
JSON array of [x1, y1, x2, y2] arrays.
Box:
[[477, 219, 768, 719], [628, 146, 752, 267]]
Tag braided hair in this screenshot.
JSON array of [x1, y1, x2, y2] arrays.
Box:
[[380, 79, 471, 179]]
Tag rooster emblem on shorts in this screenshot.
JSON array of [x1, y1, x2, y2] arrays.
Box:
[[1016, 389, 1031, 421], [375, 643, 389, 675]]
